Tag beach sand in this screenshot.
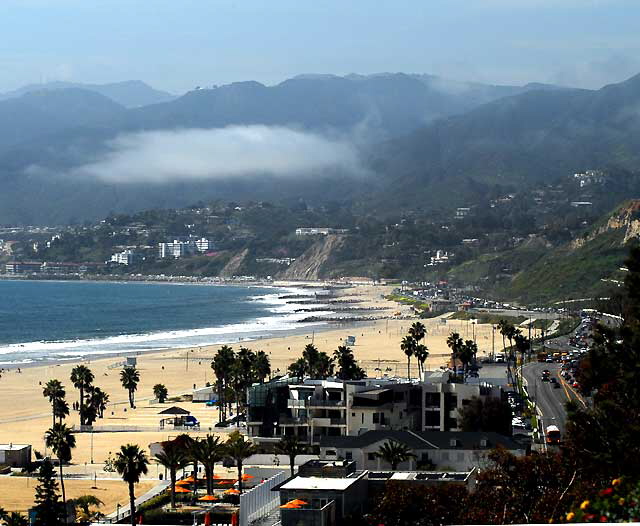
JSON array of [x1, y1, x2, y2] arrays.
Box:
[[0, 283, 527, 512]]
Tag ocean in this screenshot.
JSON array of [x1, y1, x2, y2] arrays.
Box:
[[0, 280, 329, 365]]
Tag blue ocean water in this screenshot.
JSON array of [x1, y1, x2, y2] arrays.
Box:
[[0, 280, 329, 364]]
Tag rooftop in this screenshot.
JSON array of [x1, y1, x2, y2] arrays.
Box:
[[280, 471, 366, 491], [0, 444, 30, 451]]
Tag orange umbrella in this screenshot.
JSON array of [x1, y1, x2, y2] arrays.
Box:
[[280, 502, 301, 509], [224, 488, 240, 495], [288, 499, 308, 506], [182, 475, 196, 482], [174, 486, 191, 493], [239, 474, 254, 481], [176, 479, 191, 486], [198, 495, 218, 501]]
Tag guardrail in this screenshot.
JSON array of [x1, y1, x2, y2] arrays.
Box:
[[239, 470, 287, 526]]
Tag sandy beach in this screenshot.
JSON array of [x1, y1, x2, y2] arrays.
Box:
[[0, 283, 524, 513]]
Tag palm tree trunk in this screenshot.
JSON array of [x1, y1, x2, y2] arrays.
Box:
[[58, 460, 66, 521], [129, 481, 136, 526], [407, 357, 410, 380], [170, 469, 176, 508], [205, 465, 212, 495], [79, 386, 84, 426]]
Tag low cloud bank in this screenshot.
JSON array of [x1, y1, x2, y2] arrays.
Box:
[[72, 125, 361, 183]]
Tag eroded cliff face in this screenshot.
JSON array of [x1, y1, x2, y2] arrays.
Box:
[[279, 235, 345, 280], [571, 200, 640, 249], [219, 248, 249, 278]]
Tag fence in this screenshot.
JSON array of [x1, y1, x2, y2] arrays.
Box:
[[239, 470, 287, 526]]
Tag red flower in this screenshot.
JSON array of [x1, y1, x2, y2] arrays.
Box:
[[599, 516, 607, 523], [599, 487, 614, 497], [585, 514, 596, 521]]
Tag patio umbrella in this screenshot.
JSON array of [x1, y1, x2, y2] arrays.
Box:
[[238, 474, 254, 481], [174, 486, 191, 493], [280, 502, 302, 509], [198, 495, 218, 502], [224, 488, 240, 495], [288, 499, 308, 506]]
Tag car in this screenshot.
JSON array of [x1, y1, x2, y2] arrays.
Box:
[[550, 377, 557, 384], [572, 381, 580, 388], [541, 375, 549, 381]]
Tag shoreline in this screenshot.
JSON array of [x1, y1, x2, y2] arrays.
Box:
[[0, 281, 396, 370]]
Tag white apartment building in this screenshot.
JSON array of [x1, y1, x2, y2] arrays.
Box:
[[110, 249, 137, 265]]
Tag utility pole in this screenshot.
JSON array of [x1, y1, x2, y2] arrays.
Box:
[[491, 325, 495, 361]]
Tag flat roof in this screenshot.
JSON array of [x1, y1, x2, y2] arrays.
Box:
[[0, 444, 30, 451], [280, 475, 361, 491]]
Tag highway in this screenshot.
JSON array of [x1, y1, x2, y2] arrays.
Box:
[[522, 362, 585, 442]]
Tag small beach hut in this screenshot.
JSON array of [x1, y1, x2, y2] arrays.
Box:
[[158, 406, 191, 428]]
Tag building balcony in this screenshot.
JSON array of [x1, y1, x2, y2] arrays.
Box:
[[280, 417, 309, 426], [311, 417, 346, 427], [307, 399, 346, 408]]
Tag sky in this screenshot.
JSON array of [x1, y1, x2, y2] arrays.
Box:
[[0, 0, 639, 94]]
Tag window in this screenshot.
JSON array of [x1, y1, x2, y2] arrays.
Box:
[[368, 452, 376, 461], [424, 411, 440, 427], [373, 413, 380, 424], [345, 451, 353, 460], [351, 412, 356, 417], [425, 392, 440, 407]]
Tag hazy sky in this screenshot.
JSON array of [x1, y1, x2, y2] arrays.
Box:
[[1, 0, 638, 94]]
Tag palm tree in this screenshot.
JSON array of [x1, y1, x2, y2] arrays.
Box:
[[253, 350, 271, 382], [89, 387, 109, 419], [43, 379, 66, 426], [446, 332, 464, 379], [154, 441, 188, 508], [288, 357, 306, 380], [120, 367, 140, 409], [72, 495, 104, 525], [3, 512, 28, 526], [401, 335, 416, 380], [193, 434, 224, 495], [333, 345, 365, 380], [275, 435, 307, 477], [211, 345, 236, 422], [459, 340, 476, 380], [153, 384, 168, 403], [70, 365, 94, 426], [224, 431, 257, 494], [114, 444, 149, 526], [408, 321, 426, 345], [315, 352, 334, 379], [375, 440, 416, 470], [414, 344, 429, 375], [302, 343, 320, 376], [44, 423, 76, 511]]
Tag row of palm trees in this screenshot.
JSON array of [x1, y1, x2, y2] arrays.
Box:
[[401, 322, 429, 379], [497, 319, 531, 382], [287, 343, 366, 380], [446, 332, 478, 380], [211, 346, 271, 422]]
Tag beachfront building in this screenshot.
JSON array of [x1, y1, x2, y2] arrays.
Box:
[[274, 459, 476, 526], [110, 249, 138, 265], [158, 240, 194, 259], [194, 237, 214, 252], [319, 430, 525, 472], [0, 444, 32, 468], [421, 371, 502, 432], [249, 378, 423, 445], [4, 261, 42, 275], [248, 373, 505, 444]]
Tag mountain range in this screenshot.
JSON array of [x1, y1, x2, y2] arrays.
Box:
[[1, 72, 640, 224], [0, 80, 176, 108]]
